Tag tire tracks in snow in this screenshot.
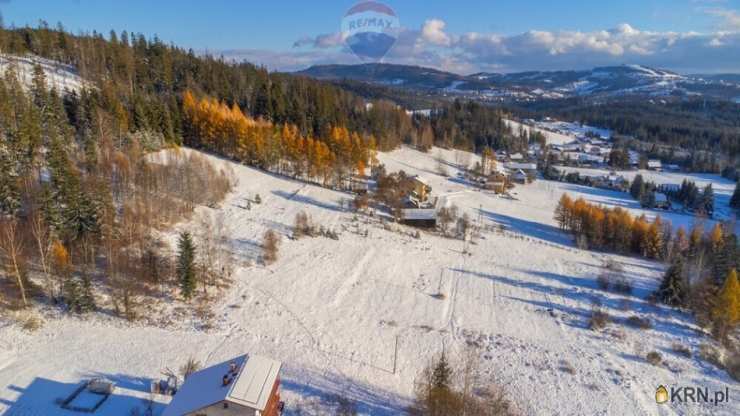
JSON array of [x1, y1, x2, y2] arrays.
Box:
[[331, 247, 375, 308]]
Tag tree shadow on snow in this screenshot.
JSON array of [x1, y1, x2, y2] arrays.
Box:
[[480, 210, 573, 246], [272, 190, 345, 213], [452, 268, 700, 340]]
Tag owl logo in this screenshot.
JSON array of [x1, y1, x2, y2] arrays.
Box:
[[341, 1, 400, 61], [655, 385, 669, 404]]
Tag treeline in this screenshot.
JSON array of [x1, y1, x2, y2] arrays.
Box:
[[183, 91, 376, 187], [0, 53, 233, 318], [554, 194, 669, 259], [0, 23, 411, 149], [423, 100, 528, 152], [657, 178, 714, 215]]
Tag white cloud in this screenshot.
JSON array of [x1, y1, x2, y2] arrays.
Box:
[[228, 19, 740, 74], [421, 19, 452, 46]]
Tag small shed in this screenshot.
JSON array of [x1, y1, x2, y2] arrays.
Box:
[[400, 209, 437, 228], [163, 354, 282, 416]]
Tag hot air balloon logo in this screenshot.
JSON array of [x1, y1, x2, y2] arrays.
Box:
[[341, 1, 400, 61], [656, 385, 669, 404]]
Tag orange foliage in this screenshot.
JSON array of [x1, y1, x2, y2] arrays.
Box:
[[555, 194, 666, 258], [183, 90, 375, 187]]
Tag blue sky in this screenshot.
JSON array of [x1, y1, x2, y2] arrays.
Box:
[[1, 0, 739, 73]]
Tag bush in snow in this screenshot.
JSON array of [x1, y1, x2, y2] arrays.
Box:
[[646, 351, 663, 366], [262, 230, 281, 265], [293, 211, 313, 238], [626, 315, 652, 330], [437, 205, 458, 236], [410, 349, 519, 416], [589, 308, 609, 330], [334, 395, 358, 416], [671, 343, 692, 358]]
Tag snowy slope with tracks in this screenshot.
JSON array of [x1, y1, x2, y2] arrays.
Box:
[[0, 147, 737, 416]]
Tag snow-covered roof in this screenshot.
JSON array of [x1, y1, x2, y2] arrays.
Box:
[[504, 162, 537, 170], [655, 193, 668, 203], [401, 209, 436, 220], [410, 175, 430, 187], [648, 160, 662, 168], [509, 153, 524, 160], [162, 354, 281, 416]]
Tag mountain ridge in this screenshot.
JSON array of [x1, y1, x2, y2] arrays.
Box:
[[296, 63, 740, 102]]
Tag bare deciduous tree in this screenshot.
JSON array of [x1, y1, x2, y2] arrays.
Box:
[[0, 219, 29, 307], [29, 206, 53, 299]]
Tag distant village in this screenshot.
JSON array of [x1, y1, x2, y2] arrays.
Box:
[[382, 116, 705, 231]]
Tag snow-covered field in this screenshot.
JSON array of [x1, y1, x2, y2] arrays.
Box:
[[505, 119, 581, 146], [558, 166, 739, 234], [1, 147, 737, 416]]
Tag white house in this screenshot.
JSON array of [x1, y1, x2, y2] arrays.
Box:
[[162, 354, 282, 416], [647, 160, 663, 171]]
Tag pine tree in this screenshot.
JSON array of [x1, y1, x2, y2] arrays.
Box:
[[432, 351, 453, 391], [63, 276, 81, 312], [700, 184, 714, 216], [657, 257, 688, 306], [177, 231, 197, 300], [78, 274, 96, 313], [630, 174, 644, 200], [0, 144, 21, 215], [731, 182, 740, 210], [640, 188, 656, 208]]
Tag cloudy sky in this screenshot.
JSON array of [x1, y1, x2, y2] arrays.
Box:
[[2, 0, 740, 74]]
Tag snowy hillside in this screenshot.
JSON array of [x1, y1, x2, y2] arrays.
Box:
[[0, 54, 88, 93], [0, 147, 737, 415]]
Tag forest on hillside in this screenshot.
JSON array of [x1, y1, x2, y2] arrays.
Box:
[[0, 23, 526, 154]]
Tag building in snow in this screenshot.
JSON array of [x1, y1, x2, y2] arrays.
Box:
[[400, 208, 437, 228], [162, 354, 282, 416], [410, 175, 432, 202], [503, 162, 537, 173], [655, 192, 671, 210], [508, 153, 524, 161], [647, 160, 663, 171]]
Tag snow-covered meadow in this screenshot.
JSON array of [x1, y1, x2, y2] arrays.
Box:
[[557, 165, 740, 234], [1, 147, 737, 416]]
